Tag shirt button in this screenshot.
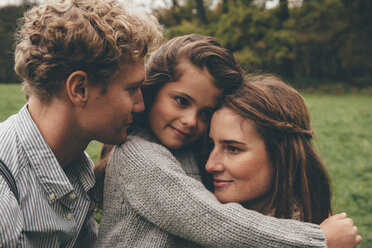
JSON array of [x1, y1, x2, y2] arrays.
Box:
[[69, 193, 77, 200], [49, 193, 55, 201], [67, 213, 73, 220]]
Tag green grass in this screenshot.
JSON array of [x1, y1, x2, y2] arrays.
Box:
[[304, 93, 372, 246], [1, 84, 371, 247], [0, 84, 27, 121]]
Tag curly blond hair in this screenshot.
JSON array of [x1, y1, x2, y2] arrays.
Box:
[[14, 0, 163, 101]]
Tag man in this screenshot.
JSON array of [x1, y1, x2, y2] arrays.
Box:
[[0, 0, 162, 246]]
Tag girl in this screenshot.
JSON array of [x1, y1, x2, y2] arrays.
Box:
[[95, 34, 359, 247], [206, 74, 362, 246]]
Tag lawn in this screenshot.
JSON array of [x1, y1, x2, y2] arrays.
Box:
[[1, 84, 371, 246], [304, 93, 372, 246]]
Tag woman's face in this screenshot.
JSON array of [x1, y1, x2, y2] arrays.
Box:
[[148, 60, 221, 149], [205, 107, 273, 212]]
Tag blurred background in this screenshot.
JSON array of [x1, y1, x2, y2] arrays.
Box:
[[0, 0, 372, 92], [0, 0, 371, 246]]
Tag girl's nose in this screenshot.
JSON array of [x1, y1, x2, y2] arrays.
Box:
[[180, 110, 197, 127]]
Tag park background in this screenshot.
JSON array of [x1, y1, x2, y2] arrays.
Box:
[[0, 0, 371, 246]]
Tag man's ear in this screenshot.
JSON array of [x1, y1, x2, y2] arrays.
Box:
[[66, 71, 89, 106]]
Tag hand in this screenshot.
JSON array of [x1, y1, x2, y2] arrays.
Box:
[[320, 212, 362, 248]]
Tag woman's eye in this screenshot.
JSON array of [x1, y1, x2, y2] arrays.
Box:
[[175, 96, 189, 106], [226, 146, 241, 154]]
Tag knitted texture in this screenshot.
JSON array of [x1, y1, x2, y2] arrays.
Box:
[[96, 128, 327, 247]]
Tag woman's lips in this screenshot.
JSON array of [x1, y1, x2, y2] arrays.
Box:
[[213, 179, 233, 188]]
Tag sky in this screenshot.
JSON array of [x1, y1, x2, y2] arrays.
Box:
[[0, 0, 24, 7]]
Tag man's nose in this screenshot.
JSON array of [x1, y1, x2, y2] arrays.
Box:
[[132, 88, 145, 113]]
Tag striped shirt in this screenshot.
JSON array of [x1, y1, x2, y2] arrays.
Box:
[[0, 105, 97, 247]]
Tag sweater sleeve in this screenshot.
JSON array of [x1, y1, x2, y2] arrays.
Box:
[[112, 135, 327, 248]]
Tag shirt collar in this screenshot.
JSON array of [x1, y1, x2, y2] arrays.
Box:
[[14, 104, 95, 201], [70, 152, 95, 193]]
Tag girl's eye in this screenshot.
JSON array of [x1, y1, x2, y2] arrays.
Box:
[[226, 146, 241, 154], [175, 96, 189, 107]]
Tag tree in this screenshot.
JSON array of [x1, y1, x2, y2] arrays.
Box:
[[0, 5, 25, 83], [154, 0, 372, 86], [195, 0, 208, 24], [276, 0, 289, 23]]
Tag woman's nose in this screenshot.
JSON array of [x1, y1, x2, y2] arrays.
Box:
[[205, 148, 224, 173]]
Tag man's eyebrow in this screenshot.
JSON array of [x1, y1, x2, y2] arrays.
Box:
[[128, 79, 145, 88]]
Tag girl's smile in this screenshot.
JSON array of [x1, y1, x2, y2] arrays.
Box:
[[148, 60, 221, 149], [169, 126, 192, 139]]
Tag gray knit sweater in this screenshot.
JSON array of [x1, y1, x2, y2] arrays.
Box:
[[96, 128, 327, 247]]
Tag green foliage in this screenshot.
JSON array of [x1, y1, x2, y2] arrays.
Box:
[[166, 20, 212, 40], [1, 0, 371, 85], [258, 29, 294, 76], [155, 0, 196, 27], [212, 1, 295, 77], [291, 0, 372, 86], [233, 47, 263, 71], [155, 0, 372, 87], [0, 5, 25, 84], [214, 2, 270, 51]]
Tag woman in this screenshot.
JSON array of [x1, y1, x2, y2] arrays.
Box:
[[206, 74, 362, 236]]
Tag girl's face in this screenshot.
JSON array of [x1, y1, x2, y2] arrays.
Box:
[[148, 60, 221, 149], [205, 108, 273, 212]]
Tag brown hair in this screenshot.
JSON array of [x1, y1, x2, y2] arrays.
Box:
[[141, 33, 243, 118], [94, 34, 244, 208], [221, 74, 332, 224], [14, 0, 163, 102]]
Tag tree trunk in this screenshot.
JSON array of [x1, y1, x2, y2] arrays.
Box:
[[195, 0, 208, 25], [171, 0, 181, 24]]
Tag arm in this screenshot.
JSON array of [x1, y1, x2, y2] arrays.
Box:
[[113, 136, 327, 248], [0, 179, 23, 247]]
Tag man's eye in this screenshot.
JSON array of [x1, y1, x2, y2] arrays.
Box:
[[175, 96, 189, 106], [128, 86, 140, 94]]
